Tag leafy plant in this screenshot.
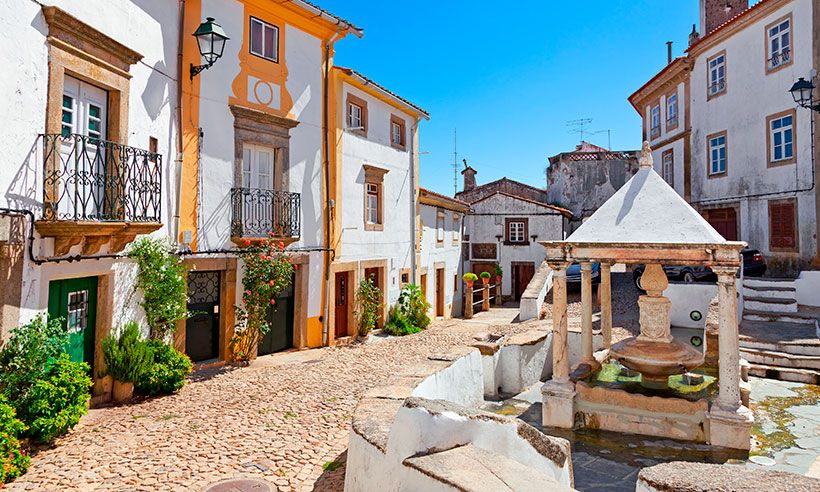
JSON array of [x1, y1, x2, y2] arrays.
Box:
[[15, 354, 91, 444], [0, 394, 28, 483], [384, 284, 431, 336], [101, 322, 153, 383], [494, 263, 503, 277], [129, 237, 189, 340], [0, 315, 67, 405], [479, 271, 492, 280], [355, 277, 383, 337], [462, 272, 478, 282], [136, 340, 192, 396], [230, 237, 295, 362]]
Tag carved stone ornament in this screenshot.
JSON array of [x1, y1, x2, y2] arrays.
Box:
[[639, 141, 654, 169]]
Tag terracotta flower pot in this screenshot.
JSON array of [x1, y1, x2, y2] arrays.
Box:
[[112, 380, 134, 404], [481, 277, 490, 285], [496, 275, 502, 284], [465, 280, 474, 289]]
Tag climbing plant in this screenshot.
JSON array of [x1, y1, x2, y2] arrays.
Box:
[[229, 237, 295, 363], [355, 276, 383, 337], [129, 237, 189, 340]]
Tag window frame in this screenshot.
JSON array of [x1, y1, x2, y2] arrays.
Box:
[[766, 108, 796, 166], [707, 51, 727, 99], [389, 114, 407, 150], [452, 213, 461, 245], [765, 13, 793, 74], [768, 198, 798, 252], [661, 149, 675, 187], [707, 130, 728, 178], [346, 93, 368, 137], [436, 209, 445, 245], [504, 218, 529, 245], [362, 164, 388, 231], [249, 16, 280, 63], [666, 91, 679, 131], [650, 103, 661, 139]]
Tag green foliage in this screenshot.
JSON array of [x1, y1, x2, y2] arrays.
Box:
[[129, 237, 189, 339], [102, 322, 153, 383], [0, 315, 67, 404], [231, 237, 295, 362], [479, 271, 492, 279], [462, 272, 478, 282], [355, 277, 383, 337], [15, 354, 91, 444], [494, 263, 503, 277], [136, 340, 192, 396], [384, 284, 431, 336], [0, 395, 28, 483]]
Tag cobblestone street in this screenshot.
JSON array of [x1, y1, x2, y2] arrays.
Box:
[[8, 311, 531, 492]]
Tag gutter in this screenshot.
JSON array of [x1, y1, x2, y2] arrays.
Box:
[[409, 119, 419, 284], [284, 0, 363, 38], [174, 0, 185, 246]]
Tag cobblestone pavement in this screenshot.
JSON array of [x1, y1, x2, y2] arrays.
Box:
[[8, 310, 533, 492]]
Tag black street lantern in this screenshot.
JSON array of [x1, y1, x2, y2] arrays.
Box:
[[190, 17, 229, 79], [789, 77, 820, 112]]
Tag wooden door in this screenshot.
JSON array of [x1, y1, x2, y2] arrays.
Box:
[[705, 208, 738, 241], [420, 273, 428, 302], [335, 271, 349, 338], [513, 263, 535, 301], [435, 268, 445, 317], [48, 276, 98, 371], [260, 274, 295, 355]]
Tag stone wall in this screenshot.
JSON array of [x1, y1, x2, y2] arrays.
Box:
[[456, 177, 547, 205]]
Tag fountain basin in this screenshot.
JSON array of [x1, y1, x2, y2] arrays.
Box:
[[610, 336, 704, 384]]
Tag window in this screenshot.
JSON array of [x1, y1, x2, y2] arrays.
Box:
[[767, 110, 795, 165], [708, 132, 727, 176], [66, 290, 89, 334], [666, 93, 678, 129], [662, 149, 674, 187], [452, 214, 461, 243], [250, 17, 279, 62], [346, 93, 368, 136], [505, 218, 528, 244], [400, 271, 410, 286], [436, 210, 445, 243], [242, 144, 275, 190], [149, 136, 158, 163], [349, 104, 362, 128], [769, 199, 797, 251], [650, 104, 661, 139], [363, 164, 388, 230], [366, 183, 380, 224], [390, 115, 406, 149], [61, 94, 74, 137], [766, 15, 791, 71], [708, 52, 726, 97]]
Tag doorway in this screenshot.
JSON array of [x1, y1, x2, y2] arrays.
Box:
[[335, 271, 350, 339], [704, 207, 738, 241], [420, 273, 428, 302], [512, 262, 535, 301], [185, 271, 220, 362], [259, 274, 295, 355], [435, 267, 445, 317], [48, 276, 98, 371]]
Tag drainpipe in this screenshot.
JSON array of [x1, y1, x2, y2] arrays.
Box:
[[174, 0, 186, 246], [409, 119, 419, 285]]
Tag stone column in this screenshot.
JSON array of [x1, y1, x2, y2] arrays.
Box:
[[581, 262, 594, 364], [465, 284, 474, 319], [542, 261, 575, 429], [495, 281, 502, 306], [600, 263, 612, 349], [482, 284, 490, 311], [707, 265, 753, 450]]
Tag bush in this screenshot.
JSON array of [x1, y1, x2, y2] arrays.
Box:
[[102, 322, 153, 383], [479, 271, 491, 280], [136, 340, 192, 396], [494, 263, 503, 277], [15, 354, 91, 444], [0, 395, 28, 483], [0, 315, 67, 404], [462, 272, 478, 282], [355, 277, 383, 337], [129, 237, 189, 339], [384, 284, 431, 336]]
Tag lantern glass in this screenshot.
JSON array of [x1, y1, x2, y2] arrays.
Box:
[[789, 77, 815, 106], [193, 17, 229, 67]]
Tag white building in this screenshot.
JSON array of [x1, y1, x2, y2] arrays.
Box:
[[418, 188, 469, 319], [0, 1, 180, 401], [630, 0, 819, 275]]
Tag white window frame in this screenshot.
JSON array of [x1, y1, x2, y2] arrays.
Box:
[[249, 17, 279, 63], [436, 211, 445, 242], [452, 214, 460, 242], [348, 103, 363, 130], [650, 104, 661, 138], [242, 143, 275, 190], [508, 221, 525, 243], [767, 17, 791, 70], [391, 122, 402, 146], [709, 134, 727, 175], [662, 150, 674, 186], [708, 53, 726, 96], [666, 93, 678, 128], [366, 183, 380, 225], [769, 113, 794, 163]]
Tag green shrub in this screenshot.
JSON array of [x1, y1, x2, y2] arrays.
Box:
[[355, 277, 383, 337], [462, 272, 478, 282], [15, 354, 91, 444], [383, 304, 422, 336], [494, 263, 503, 277], [0, 315, 67, 404], [129, 237, 189, 339], [136, 340, 192, 396], [479, 271, 491, 280], [102, 322, 153, 383], [384, 284, 430, 336], [0, 395, 28, 483]]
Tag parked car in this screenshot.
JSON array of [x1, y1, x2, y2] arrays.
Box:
[[632, 248, 766, 290], [566, 262, 600, 285]]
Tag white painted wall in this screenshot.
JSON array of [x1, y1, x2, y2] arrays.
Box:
[[1, 0, 180, 332], [464, 193, 563, 297], [418, 203, 463, 316], [689, 0, 816, 263], [336, 81, 417, 307], [795, 271, 820, 307]]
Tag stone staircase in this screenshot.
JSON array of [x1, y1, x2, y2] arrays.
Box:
[[740, 277, 820, 384]]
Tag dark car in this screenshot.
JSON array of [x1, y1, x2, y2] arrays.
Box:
[[567, 262, 601, 285], [632, 248, 766, 290]]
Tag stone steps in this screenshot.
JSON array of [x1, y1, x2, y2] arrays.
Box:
[[743, 277, 797, 289], [742, 309, 820, 325], [742, 283, 797, 300], [744, 296, 798, 313], [739, 346, 820, 370], [747, 362, 820, 385]]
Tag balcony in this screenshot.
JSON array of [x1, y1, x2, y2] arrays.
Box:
[[230, 188, 300, 244], [36, 133, 163, 255]]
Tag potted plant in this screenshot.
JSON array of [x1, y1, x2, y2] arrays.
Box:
[[494, 263, 503, 284], [480, 271, 492, 285], [102, 322, 153, 404], [462, 272, 478, 289]]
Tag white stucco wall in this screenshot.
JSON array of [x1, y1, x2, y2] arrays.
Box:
[[689, 0, 817, 263], [418, 202, 463, 317], [464, 193, 563, 297]]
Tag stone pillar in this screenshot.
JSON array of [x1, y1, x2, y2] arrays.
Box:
[[495, 281, 502, 306], [465, 284, 474, 319], [581, 262, 594, 364], [708, 265, 753, 450], [600, 263, 612, 349], [482, 284, 490, 311], [542, 261, 575, 429]]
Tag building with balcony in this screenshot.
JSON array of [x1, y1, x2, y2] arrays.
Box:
[[0, 2, 179, 403]]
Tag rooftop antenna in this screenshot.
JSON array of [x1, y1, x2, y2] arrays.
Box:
[[589, 129, 612, 150], [567, 118, 593, 144], [453, 128, 458, 195]]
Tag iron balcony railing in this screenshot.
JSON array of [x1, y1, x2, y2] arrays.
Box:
[[41, 133, 162, 222], [230, 187, 300, 239]]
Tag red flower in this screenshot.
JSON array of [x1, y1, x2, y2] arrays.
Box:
[[294, 264, 299, 270], [244, 239, 251, 246], [268, 232, 275, 237], [269, 280, 275, 286], [245, 290, 251, 295], [270, 299, 276, 305], [279, 242, 285, 250]]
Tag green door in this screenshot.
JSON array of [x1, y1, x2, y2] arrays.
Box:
[[48, 277, 98, 370], [259, 276, 295, 356]]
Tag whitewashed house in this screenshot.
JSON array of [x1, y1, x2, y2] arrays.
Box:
[[418, 188, 469, 319], [0, 1, 180, 401]]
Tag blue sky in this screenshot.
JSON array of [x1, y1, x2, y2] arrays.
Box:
[[325, 0, 700, 196]]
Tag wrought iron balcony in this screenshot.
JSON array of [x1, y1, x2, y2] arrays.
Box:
[[230, 187, 300, 240], [41, 133, 162, 223]]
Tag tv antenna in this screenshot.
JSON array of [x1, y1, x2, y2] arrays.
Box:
[[452, 128, 458, 195], [589, 129, 612, 150], [567, 118, 593, 143]]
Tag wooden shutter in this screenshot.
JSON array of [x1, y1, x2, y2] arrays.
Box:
[[769, 200, 796, 250]]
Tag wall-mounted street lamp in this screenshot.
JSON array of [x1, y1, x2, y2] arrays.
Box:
[[190, 17, 229, 80], [789, 77, 820, 112]]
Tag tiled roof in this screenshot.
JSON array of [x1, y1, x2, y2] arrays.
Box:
[[334, 66, 430, 118], [287, 0, 363, 34], [419, 188, 470, 211], [686, 0, 772, 52]]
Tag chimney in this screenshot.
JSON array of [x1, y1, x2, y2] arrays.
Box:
[[688, 24, 700, 46], [700, 0, 748, 36], [666, 41, 673, 64], [461, 159, 477, 192]]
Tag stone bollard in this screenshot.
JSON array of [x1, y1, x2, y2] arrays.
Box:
[[495, 282, 502, 305], [465, 285, 474, 319], [482, 284, 490, 311]]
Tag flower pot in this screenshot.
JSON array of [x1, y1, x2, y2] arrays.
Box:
[[495, 275, 502, 284], [481, 278, 490, 285], [465, 280, 474, 289], [112, 380, 134, 404]]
